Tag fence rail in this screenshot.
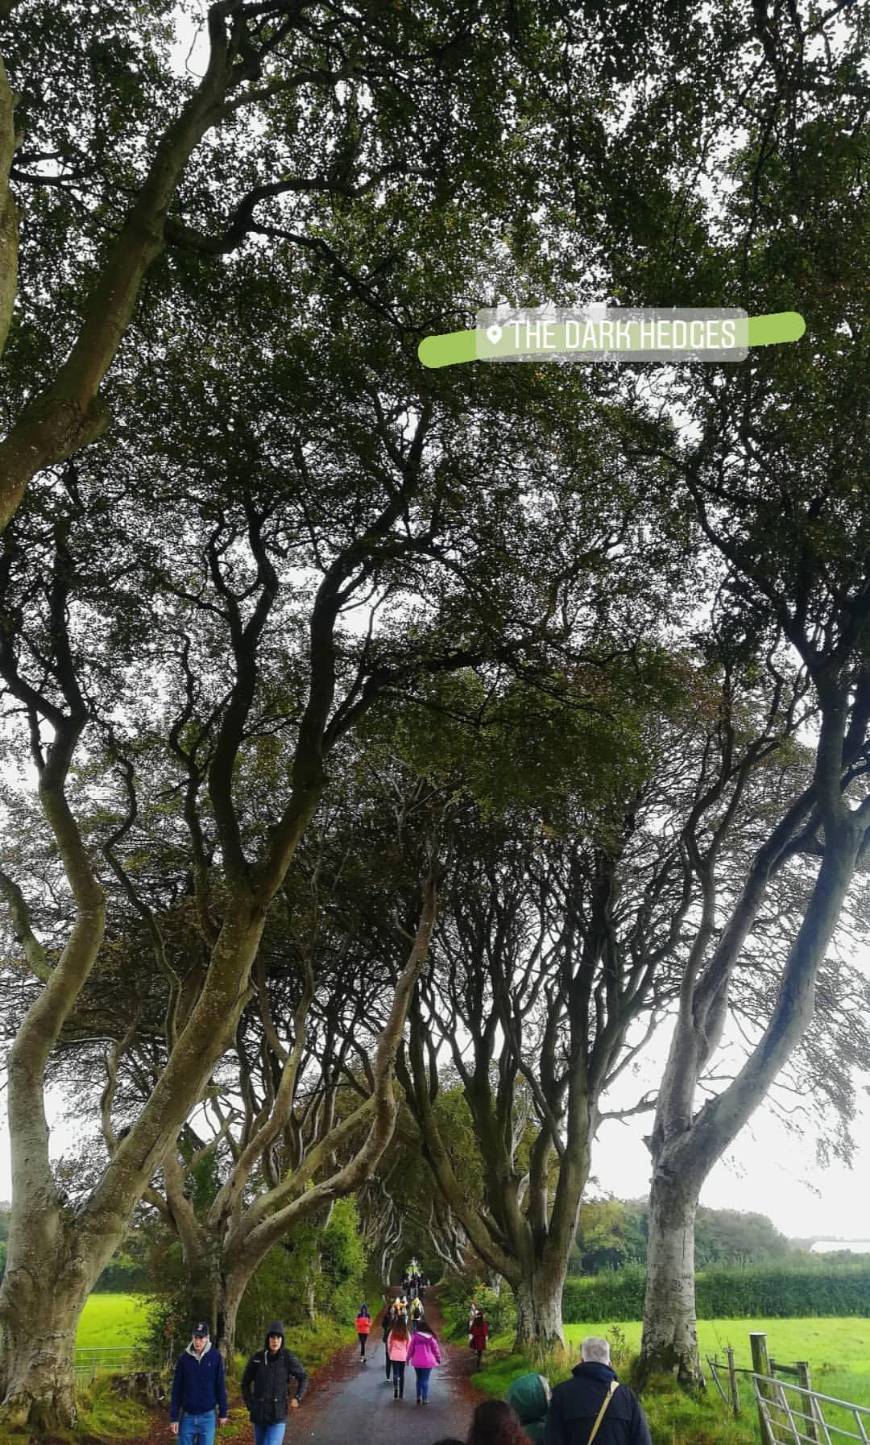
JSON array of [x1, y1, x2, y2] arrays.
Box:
[[73, 1346, 137, 1381], [751, 1372, 870, 1445], [706, 1332, 870, 1445]]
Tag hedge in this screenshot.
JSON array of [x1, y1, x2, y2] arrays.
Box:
[[563, 1261, 870, 1321]]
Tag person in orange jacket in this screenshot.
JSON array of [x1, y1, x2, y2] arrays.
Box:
[[355, 1304, 372, 1363]]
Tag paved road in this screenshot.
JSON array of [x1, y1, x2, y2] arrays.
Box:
[[292, 1325, 486, 1445]]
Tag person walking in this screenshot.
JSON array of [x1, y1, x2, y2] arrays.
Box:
[[381, 1303, 397, 1380], [387, 1314, 411, 1400], [469, 1309, 490, 1369], [467, 1400, 529, 1445], [505, 1373, 551, 1442], [240, 1321, 308, 1445], [169, 1320, 228, 1444], [406, 1314, 442, 1405], [543, 1336, 652, 1445], [355, 1303, 372, 1362]]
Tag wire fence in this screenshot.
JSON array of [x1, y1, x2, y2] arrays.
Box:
[[73, 1346, 138, 1381]]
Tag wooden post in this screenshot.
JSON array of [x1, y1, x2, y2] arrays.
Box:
[[750, 1332, 774, 1444], [797, 1361, 817, 1443], [726, 1345, 740, 1418]]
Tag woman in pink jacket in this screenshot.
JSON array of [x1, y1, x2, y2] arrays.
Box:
[[386, 1317, 410, 1400], [406, 1316, 442, 1405]]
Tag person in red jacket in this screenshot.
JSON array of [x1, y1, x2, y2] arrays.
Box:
[[469, 1310, 490, 1370], [355, 1304, 372, 1363]]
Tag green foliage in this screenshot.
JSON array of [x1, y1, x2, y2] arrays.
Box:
[[563, 1261, 870, 1323], [571, 1201, 791, 1275], [439, 1273, 518, 1338], [74, 1375, 152, 1442], [93, 1250, 149, 1293]]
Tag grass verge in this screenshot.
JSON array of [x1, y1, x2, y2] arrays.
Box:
[[467, 1315, 870, 1444]]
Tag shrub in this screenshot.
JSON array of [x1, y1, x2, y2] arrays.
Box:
[[563, 1261, 870, 1322]]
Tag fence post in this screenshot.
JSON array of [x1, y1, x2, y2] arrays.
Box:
[[750, 1332, 774, 1445], [726, 1345, 740, 1418], [797, 1362, 817, 1443]]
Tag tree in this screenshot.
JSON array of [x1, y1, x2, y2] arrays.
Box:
[[0, 218, 616, 1421], [633, 15, 870, 1376], [0, 0, 532, 532]]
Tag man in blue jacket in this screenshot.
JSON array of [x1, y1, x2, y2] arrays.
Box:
[[543, 1337, 652, 1445], [170, 1320, 229, 1444]]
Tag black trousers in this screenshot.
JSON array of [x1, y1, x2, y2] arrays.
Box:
[[391, 1361, 406, 1397]]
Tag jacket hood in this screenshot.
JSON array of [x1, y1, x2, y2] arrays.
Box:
[[505, 1372, 551, 1424], [185, 1340, 212, 1359], [572, 1361, 617, 1384], [264, 1321, 285, 1350]]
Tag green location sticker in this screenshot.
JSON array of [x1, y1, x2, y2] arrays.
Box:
[[418, 310, 806, 369]]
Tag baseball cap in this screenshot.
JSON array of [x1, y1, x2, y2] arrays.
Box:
[[192, 1321, 209, 1337]]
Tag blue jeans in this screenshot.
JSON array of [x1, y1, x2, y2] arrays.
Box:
[[415, 1366, 432, 1401], [254, 1425, 286, 1445], [179, 1412, 216, 1445]]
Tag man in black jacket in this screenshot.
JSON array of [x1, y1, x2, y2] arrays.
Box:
[[241, 1321, 308, 1445], [543, 1337, 652, 1445]]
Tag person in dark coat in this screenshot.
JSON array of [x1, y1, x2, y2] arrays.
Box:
[[382, 1303, 397, 1379], [241, 1320, 308, 1445], [543, 1337, 652, 1445], [170, 1321, 228, 1444]]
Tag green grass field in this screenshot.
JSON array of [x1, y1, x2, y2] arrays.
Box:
[[75, 1292, 153, 1350], [565, 1316, 870, 1409]]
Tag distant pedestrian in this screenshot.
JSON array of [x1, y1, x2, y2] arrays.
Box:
[[469, 1309, 490, 1368], [467, 1400, 528, 1445], [382, 1304, 397, 1379], [544, 1336, 652, 1445], [406, 1315, 442, 1405], [505, 1373, 551, 1443], [169, 1320, 228, 1444], [241, 1320, 307, 1445], [387, 1315, 411, 1400], [355, 1304, 372, 1362]]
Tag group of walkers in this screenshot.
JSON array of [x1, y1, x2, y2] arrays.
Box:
[[168, 1293, 652, 1445], [379, 1289, 443, 1403], [432, 1335, 652, 1445], [170, 1318, 307, 1445]]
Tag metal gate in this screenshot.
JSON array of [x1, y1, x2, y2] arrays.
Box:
[[751, 1371, 870, 1445]]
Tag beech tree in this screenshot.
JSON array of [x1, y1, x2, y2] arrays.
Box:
[[0, 0, 537, 533], [0, 239, 595, 1425]]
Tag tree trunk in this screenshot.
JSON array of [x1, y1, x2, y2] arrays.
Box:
[[636, 1162, 703, 1388], [214, 1270, 247, 1364], [0, 1227, 91, 1431], [514, 1263, 566, 1351]]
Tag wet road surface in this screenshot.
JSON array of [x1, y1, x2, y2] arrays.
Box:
[[291, 1329, 486, 1445]]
